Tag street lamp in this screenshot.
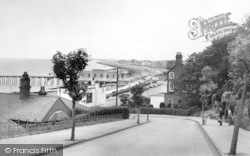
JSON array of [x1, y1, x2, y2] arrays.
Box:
[[116, 67, 119, 107]]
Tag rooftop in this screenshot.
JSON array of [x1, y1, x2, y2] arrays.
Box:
[[0, 93, 86, 122], [0, 93, 58, 122]]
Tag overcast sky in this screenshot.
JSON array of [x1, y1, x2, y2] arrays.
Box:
[[0, 0, 249, 61]]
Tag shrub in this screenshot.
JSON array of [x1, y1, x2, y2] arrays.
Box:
[[160, 102, 166, 108], [121, 107, 130, 119], [75, 107, 87, 115]]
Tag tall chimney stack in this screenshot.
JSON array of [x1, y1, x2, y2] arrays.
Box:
[[19, 72, 31, 100]]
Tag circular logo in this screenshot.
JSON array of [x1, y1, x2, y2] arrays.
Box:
[[5, 148, 11, 153]]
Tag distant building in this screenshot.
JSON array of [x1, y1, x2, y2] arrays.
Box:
[[163, 52, 183, 107], [0, 59, 129, 93]]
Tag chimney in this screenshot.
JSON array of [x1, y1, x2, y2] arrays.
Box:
[[175, 52, 183, 79], [176, 52, 183, 68], [19, 72, 31, 100], [38, 86, 47, 96]]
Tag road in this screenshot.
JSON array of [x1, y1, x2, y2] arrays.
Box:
[[57, 117, 218, 156]]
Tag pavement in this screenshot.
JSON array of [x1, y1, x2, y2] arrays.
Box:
[[0, 114, 249, 156], [187, 116, 250, 156]]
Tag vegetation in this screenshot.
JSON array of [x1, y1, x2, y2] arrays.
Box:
[[86, 107, 130, 119], [52, 48, 89, 141], [130, 84, 145, 123], [140, 106, 198, 116], [173, 15, 250, 155]]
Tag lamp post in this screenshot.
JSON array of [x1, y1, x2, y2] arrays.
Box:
[[201, 96, 205, 125], [116, 67, 119, 107]]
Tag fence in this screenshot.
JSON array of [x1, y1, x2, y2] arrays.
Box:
[[0, 114, 122, 139]]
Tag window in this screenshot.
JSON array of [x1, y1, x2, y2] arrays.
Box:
[[6, 77, 11, 85], [100, 74, 103, 78], [121, 74, 124, 79], [44, 78, 48, 86], [113, 74, 115, 78], [37, 78, 42, 86], [86, 93, 93, 103], [30, 77, 35, 85], [168, 99, 173, 104], [88, 74, 91, 78], [12, 77, 18, 85], [50, 78, 54, 86], [94, 74, 97, 78], [169, 72, 174, 79], [169, 82, 174, 92], [106, 74, 109, 78], [57, 79, 60, 86]]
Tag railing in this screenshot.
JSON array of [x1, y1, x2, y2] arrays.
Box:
[[0, 114, 122, 139]]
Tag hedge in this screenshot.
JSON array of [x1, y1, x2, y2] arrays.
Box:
[[87, 107, 130, 119], [140, 107, 193, 116]]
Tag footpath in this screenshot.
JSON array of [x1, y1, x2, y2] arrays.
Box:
[[0, 117, 147, 146], [147, 114, 250, 156], [187, 116, 250, 156], [0, 114, 249, 156]]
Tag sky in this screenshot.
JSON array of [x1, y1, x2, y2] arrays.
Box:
[[0, 0, 249, 61]]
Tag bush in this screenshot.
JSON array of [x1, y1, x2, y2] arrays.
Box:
[[75, 107, 87, 115], [160, 102, 166, 108], [121, 107, 130, 119]]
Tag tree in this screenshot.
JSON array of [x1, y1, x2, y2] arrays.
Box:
[[120, 93, 130, 106], [228, 33, 250, 155], [175, 34, 236, 107], [199, 66, 218, 124], [130, 84, 144, 124], [52, 49, 89, 141]]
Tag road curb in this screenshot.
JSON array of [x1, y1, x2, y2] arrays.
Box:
[[184, 118, 225, 156], [35, 121, 150, 156]]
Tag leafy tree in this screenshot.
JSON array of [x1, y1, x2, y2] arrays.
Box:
[[120, 93, 130, 106], [130, 84, 144, 123], [175, 34, 236, 107], [228, 33, 250, 155], [52, 48, 89, 141], [199, 66, 218, 124]]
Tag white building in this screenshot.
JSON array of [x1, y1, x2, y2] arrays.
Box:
[[0, 59, 120, 107], [59, 83, 107, 107], [150, 94, 165, 108]]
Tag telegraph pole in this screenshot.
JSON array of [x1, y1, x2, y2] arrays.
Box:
[[229, 59, 249, 155]]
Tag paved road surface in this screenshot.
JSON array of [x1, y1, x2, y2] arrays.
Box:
[[57, 117, 218, 156]]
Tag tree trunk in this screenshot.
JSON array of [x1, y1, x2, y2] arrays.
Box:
[[71, 100, 76, 141], [137, 105, 140, 124], [229, 81, 248, 155]]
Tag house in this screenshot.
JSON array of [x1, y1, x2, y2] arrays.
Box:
[[163, 52, 184, 107], [150, 93, 165, 108], [0, 72, 87, 124]]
